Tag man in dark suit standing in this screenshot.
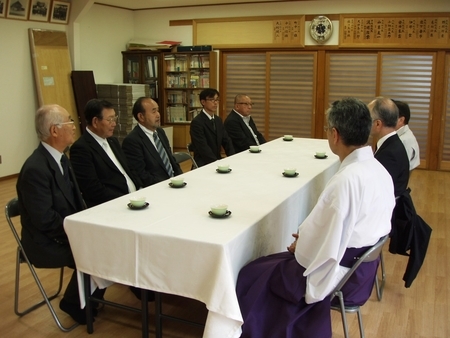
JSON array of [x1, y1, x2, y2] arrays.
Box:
[[16, 104, 94, 324], [190, 88, 235, 167], [369, 97, 409, 197], [122, 97, 182, 187], [224, 94, 266, 153], [70, 99, 141, 208]]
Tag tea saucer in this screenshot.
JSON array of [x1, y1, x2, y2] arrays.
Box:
[[314, 155, 328, 159], [208, 210, 232, 218], [216, 168, 232, 173], [282, 172, 299, 177], [127, 202, 149, 210], [283, 138, 293, 141], [249, 149, 262, 153], [169, 182, 187, 188]]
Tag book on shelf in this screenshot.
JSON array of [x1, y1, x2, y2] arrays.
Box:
[[146, 56, 158, 78], [167, 105, 187, 122]]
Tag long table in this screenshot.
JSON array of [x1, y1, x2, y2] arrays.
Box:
[[64, 137, 340, 338]]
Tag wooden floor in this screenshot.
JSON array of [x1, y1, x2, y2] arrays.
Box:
[[0, 169, 448, 337]]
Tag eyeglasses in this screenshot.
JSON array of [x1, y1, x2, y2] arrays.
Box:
[[206, 98, 220, 103], [56, 118, 75, 127], [101, 116, 119, 124], [237, 102, 254, 107]]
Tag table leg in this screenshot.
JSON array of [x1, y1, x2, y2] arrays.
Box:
[[83, 273, 94, 334], [155, 292, 162, 338], [141, 289, 149, 338]]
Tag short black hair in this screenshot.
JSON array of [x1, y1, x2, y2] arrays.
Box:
[[132, 97, 147, 121], [327, 97, 372, 146], [199, 88, 219, 101], [392, 99, 411, 124], [84, 99, 114, 125]]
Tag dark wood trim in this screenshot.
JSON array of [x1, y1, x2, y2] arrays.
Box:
[[0, 173, 18, 182]]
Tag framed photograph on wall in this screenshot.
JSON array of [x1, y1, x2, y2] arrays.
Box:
[[6, 0, 30, 20], [0, 0, 8, 18], [50, 0, 70, 24], [29, 0, 50, 22]]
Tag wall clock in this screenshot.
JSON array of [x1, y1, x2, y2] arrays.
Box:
[[310, 16, 333, 43]]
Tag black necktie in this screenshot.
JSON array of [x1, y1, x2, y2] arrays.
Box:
[[60, 155, 75, 201], [153, 133, 174, 177], [211, 117, 216, 132]]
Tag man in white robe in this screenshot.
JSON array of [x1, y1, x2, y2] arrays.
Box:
[[236, 97, 395, 338]]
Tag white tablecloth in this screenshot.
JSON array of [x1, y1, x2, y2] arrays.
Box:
[[64, 137, 340, 338]]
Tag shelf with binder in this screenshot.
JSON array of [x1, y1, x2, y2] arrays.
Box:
[[122, 51, 162, 104]]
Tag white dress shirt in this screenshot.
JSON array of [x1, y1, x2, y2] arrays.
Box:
[[86, 128, 136, 193], [397, 125, 420, 170], [233, 109, 260, 145]]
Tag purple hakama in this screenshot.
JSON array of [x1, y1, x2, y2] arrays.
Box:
[[236, 247, 379, 338]]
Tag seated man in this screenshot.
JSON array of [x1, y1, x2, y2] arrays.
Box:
[[224, 94, 266, 153], [16, 104, 100, 324], [236, 98, 395, 337], [190, 88, 235, 167], [70, 99, 142, 207], [392, 99, 420, 170], [122, 97, 182, 187], [369, 97, 410, 197]]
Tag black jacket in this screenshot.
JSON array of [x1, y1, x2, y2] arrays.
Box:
[[389, 188, 432, 287]]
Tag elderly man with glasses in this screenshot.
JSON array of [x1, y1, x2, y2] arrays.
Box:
[[224, 94, 266, 153], [190, 88, 235, 167], [16, 104, 106, 324], [70, 99, 142, 208]]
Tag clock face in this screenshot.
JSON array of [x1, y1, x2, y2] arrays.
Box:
[[310, 16, 333, 43]]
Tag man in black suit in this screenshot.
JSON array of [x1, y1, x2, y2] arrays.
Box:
[[70, 99, 142, 208], [369, 97, 410, 197], [190, 88, 235, 167], [16, 104, 95, 324], [224, 94, 266, 153], [122, 97, 182, 187]]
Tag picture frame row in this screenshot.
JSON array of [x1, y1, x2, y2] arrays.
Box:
[[0, 0, 71, 24]]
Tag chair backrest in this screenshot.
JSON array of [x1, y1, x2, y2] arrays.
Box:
[[173, 152, 193, 165], [330, 235, 389, 302]]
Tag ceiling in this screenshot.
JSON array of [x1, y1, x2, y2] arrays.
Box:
[[95, 0, 299, 11]]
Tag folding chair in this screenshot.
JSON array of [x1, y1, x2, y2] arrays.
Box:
[[330, 235, 389, 338], [374, 251, 386, 301], [186, 143, 199, 169], [5, 197, 78, 332], [173, 151, 198, 171]]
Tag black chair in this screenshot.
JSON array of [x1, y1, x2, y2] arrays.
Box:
[[5, 197, 78, 332], [330, 235, 389, 338]]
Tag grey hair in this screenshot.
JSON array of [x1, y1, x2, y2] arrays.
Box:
[[35, 104, 65, 141], [370, 97, 398, 128]]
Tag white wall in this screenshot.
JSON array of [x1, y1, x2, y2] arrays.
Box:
[[1, 0, 449, 178], [76, 5, 134, 83], [0, 19, 67, 177]]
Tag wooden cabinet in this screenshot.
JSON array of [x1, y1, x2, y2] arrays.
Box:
[[162, 52, 217, 124], [122, 50, 161, 105]]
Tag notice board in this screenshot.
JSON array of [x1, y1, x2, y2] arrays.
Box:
[[29, 29, 81, 138]]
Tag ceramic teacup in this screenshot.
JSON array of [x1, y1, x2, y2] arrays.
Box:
[[284, 168, 297, 176], [210, 204, 228, 216], [170, 177, 185, 186], [217, 164, 230, 172], [315, 151, 327, 158], [129, 196, 146, 207], [249, 145, 260, 152], [283, 135, 293, 140]]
